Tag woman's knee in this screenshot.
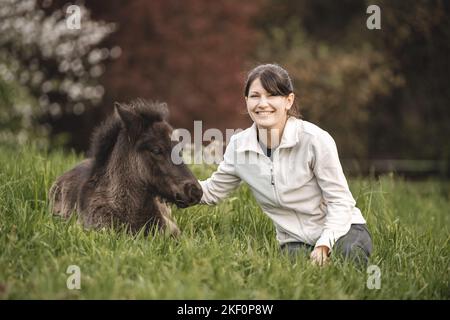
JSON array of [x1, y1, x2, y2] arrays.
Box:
[[333, 224, 373, 266], [335, 242, 370, 265]]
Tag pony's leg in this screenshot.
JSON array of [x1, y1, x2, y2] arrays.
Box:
[[49, 179, 76, 219], [155, 197, 180, 237], [49, 171, 84, 220], [48, 181, 63, 216]]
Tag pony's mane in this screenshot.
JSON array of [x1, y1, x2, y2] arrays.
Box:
[[88, 116, 122, 170], [88, 99, 169, 170], [128, 98, 169, 123]]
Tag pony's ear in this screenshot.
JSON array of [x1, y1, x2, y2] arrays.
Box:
[[159, 102, 169, 121], [115, 102, 136, 128], [115, 102, 142, 139]]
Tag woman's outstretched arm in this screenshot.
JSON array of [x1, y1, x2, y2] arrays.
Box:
[[199, 135, 242, 205]]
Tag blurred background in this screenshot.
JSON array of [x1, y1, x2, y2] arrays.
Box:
[[0, 0, 449, 177]]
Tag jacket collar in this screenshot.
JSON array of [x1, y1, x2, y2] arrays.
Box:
[[236, 116, 300, 154]]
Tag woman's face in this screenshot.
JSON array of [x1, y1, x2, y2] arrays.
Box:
[[246, 77, 294, 131]]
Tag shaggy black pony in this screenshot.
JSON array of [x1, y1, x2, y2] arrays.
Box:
[[49, 99, 202, 235]]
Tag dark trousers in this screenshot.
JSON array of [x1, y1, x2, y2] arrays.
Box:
[[280, 224, 373, 267]]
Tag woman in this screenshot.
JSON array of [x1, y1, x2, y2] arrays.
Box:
[[199, 64, 372, 267]]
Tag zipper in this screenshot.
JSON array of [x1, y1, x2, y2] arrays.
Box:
[[270, 166, 274, 185], [270, 153, 282, 207]]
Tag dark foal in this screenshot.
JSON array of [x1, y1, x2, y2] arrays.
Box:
[[49, 99, 202, 236]]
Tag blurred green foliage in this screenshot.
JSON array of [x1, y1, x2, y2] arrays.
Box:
[[0, 70, 50, 149], [0, 0, 115, 150], [252, 0, 449, 164], [0, 0, 448, 173]]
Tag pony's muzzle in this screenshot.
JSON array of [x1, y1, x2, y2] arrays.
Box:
[[174, 182, 203, 207], [184, 182, 203, 204]]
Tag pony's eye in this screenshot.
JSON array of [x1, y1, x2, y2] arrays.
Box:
[[150, 147, 162, 155]]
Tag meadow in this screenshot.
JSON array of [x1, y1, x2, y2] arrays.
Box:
[[0, 144, 448, 299]]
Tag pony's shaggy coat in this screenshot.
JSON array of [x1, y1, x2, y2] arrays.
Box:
[[49, 99, 202, 235]]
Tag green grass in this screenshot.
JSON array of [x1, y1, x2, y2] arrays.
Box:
[[0, 143, 449, 299]]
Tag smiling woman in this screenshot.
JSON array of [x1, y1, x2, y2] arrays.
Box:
[[246, 77, 294, 142], [199, 63, 372, 268], [244, 64, 300, 152]]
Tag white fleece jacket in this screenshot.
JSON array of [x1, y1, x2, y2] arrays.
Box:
[[199, 117, 366, 249]]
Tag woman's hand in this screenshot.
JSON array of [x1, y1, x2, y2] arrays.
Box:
[[310, 245, 330, 266]]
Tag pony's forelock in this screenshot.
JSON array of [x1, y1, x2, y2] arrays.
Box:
[[88, 98, 169, 171]]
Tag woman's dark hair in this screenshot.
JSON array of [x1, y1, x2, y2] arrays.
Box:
[[244, 63, 301, 118]]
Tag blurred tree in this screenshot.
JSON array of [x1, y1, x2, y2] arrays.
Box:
[[366, 0, 450, 164], [2, 0, 448, 174], [252, 0, 402, 159], [252, 0, 449, 170], [0, 75, 47, 148], [0, 0, 116, 149], [83, 0, 262, 140]]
